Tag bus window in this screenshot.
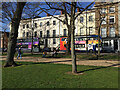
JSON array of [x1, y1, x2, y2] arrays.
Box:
[[33, 39, 38, 42], [77, 38, 80, 41], [64, 44, 67, 48], [83, 38, 86, 41], [81, 44, 85, 48], [80, 38, 82, 41], [62, 38, 67, 41]]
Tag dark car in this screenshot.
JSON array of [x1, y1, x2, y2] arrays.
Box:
[[102, 46, 114, 53]]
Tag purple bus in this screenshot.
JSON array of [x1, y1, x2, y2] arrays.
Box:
[[17, 38, 40, 52]]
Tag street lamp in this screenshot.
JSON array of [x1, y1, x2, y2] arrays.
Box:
[[31, 19, 34, 54], [86, 10, 88, 54]]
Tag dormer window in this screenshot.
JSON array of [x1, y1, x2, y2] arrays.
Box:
[[35, 23, 37, 28], [109, 7, 115, 13], [109, 16, 115, 24], [26, 24, 29, 28], [40, 22, 42, 27], [47, 21, 49, 26], [89, 16, 93, 22], [101, 8, 106, 14], [23, 24, 25, 29], [53, 21, 56, 25]]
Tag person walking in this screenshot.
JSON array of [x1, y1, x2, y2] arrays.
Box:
[[17, 47, 22, 59], [42, 47, 47, 58], [52, 49, 57, 57], [93, 44, 96, 55]]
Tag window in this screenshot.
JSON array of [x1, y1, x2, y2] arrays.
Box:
[[53, 21, 56, 25], [101, 17, 106, 24], [109, 27, 115, 37], [109, 7, 115, 13], [75, 44, 85, 48], [109, 16, 115, 24], [23, 32, 25, 37], [100, 8, 106, 14], [40, 22, 42, 27], [53, 30, 56, 37], [26, 32, 29, 37], [63, 29, 67, 36], [53, 38, 56, 44], [34, 32, 37, 37], [101, 28, 107, 37], [35, 23, 37, 28], [29, 32, 31, 37], [40, 31, 42, 37], [47, 30, 50, 37], [26, 24, 29, 28], [89, 27, 93, 35], [23, 25, 25, 29], [80, 17, 84, 23], [89, 16, 93, 22], [80, 28, 84, 35], [47, 21, 49, 26]]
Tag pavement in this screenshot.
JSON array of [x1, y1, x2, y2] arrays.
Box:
[[0, 56, 119, 67]]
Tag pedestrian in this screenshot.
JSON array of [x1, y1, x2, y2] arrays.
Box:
[[52, 49, 57, 57], [42, 47, 47, 58], [17, 47, 22, 59], [93, 44, 96, 55]]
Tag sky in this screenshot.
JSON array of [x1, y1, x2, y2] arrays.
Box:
[[1, 1, 95, 32]]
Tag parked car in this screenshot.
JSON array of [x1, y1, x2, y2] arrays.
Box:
[[102, 46, 114, 53]]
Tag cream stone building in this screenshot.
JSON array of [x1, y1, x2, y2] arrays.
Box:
[[75, 9, 96, 36], [17, 9, 96, 50]]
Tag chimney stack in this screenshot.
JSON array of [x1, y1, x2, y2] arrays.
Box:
[[61, 11, 64, 15], [77, 8, 80, 12], [46, 13, 49, 16]]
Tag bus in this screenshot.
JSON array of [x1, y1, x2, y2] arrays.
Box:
[[17, 38, 41, 52], [60, 35, 102, 52]]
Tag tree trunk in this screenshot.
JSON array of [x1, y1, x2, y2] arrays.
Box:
[[4, 2, 26, 67], [98, 20, 102, 57], [31, 31, 33, 55], [98, 27, 100, 56], [71, 26, 77, 73], [71, 2, 77, 73], [66, 26, 71, 55]]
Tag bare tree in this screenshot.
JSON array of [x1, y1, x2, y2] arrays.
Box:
[[39, 1, 95, 73], [3, 2, 26, 67]]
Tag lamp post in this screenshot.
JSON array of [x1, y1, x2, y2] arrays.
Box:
[[31, 19, 34, 55], [86, 10, 88, 54]]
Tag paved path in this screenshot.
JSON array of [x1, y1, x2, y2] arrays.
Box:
[[0, 56, 119, 67]]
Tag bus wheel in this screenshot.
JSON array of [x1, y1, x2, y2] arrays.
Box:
[[89, 49, 93, 53]]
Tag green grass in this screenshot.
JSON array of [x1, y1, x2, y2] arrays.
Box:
[[2, 61, 118, 88]]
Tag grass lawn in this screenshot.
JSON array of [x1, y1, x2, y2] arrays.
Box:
[[2, 61, 118, 88]]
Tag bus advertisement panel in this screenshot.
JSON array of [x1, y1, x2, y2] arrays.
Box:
[[60, 35, 101, 52]]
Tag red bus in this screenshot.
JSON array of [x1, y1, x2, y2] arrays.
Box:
[[60, 35, 102, 52]]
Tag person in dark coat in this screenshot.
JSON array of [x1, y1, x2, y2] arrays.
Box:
[[17, 47, 22, 59], [93, 44, 96, 55]]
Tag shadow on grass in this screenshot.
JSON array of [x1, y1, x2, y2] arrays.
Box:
[[15, 59, 120, 75], [77, 63, 120, 74]]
